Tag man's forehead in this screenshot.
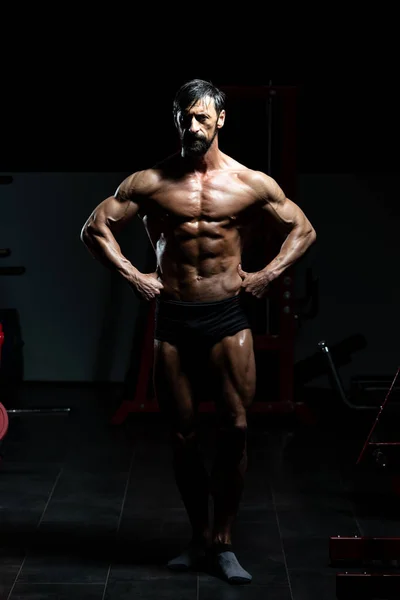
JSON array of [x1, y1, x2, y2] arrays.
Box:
[[183, 96, 216, 114]]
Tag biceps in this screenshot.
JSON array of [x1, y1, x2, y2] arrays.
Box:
[[264, 197, 307, 232], [89, 195, 139, 231]]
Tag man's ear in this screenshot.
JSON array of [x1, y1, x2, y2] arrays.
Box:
[[217, 109, 226, 129], [173, 110, 181, 130]]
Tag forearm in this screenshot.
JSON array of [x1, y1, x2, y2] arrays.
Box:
[[81, 225, 141, 281], [263, 226, 316, 281]]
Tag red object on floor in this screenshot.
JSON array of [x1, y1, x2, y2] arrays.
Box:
[[0, 402, 8, 440], [330, 536, 400, 563], [0, 322, 9, 440]]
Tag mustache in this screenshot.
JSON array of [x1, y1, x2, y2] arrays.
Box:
[[183, 132, 205, 143]]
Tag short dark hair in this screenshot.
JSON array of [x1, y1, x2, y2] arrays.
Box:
[[173, 79, 226, 125]]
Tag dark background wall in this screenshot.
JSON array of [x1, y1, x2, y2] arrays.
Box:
[[1, 75, 399, 391]]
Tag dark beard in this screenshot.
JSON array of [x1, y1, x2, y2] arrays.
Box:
[[182, 128, 218, 157]]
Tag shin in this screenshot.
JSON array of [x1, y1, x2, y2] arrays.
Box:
[[171, 429, 211, 543], [210, 422, 248, 545]]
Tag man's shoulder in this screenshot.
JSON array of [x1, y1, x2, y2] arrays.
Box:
[[240, 171, 287, 208], [120, 153, 184, 200], [126, 164, 167, 195], [221, 154, 273, 187], [236, 168, 272, 187], [235, 168, 282, 200]]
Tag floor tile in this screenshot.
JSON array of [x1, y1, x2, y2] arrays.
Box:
[[104, 578, 197, 599], [289, 568, 338, 600], [9, 583, 105, 599]]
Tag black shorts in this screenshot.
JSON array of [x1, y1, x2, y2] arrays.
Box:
[[154, 294, 250, 349]]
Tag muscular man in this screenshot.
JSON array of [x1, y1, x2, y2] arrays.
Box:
[[80, 79, 316, 584]]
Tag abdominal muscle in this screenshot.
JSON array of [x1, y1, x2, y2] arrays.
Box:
[[157, 237, 244, 302]]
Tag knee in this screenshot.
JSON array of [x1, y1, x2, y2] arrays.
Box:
[[217, 408, 248, 432], [170, 429, 199, 457]]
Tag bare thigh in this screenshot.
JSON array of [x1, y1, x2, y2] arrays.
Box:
[[153, 339, 197, 432], [209, 328, 256, 424]]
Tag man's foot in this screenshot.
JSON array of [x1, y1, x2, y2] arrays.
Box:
[[167, 539, 209, 571], [208, 543, 252, 584]]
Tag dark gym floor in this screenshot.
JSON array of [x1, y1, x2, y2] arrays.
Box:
[[0, 382, 399, 599]]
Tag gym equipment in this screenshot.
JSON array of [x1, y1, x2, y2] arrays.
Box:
[[319, 339, 400, 463], [294, 334, 367, 388], [356, 366, 400, 466], [331, 535, 400, 565], [0, 394, 8, 440], [0, 314, 71, 443], [0, 324, 8, 439], [321, 337, 400, 597], [318, 340, 378, 411], [0, 240, 71, 449]]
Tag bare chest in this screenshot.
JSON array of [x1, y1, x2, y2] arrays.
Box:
[[148, 174, 255, 226]]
